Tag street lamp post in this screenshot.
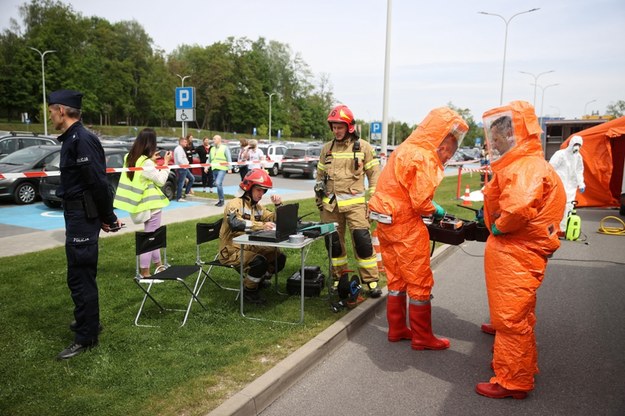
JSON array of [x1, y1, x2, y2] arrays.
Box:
[[175, 74, 191, 137], [519, 70, 554, 108], [533, 82, 559, 146], [266, 92, 276, 143], [584, 99, 597, 116], [29, 47, 56, 135], [478, 8, 540, 105]]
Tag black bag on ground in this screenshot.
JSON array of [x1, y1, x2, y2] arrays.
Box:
[[286, 266, 325, 297]]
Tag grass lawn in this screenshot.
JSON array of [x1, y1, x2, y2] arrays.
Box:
[[0, 174, 482, 415]]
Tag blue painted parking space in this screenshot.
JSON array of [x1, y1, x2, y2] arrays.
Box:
[[0, 200, 204, 231], [0, 184, 307, 232]]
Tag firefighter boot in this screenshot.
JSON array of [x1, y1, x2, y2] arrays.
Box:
[[481, 323, 496, 335], [409, 300, 450, 350], [475, 382, 528, 400], [386, 292, 412, 342]]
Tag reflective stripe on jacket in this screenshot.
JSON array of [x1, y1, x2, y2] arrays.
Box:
[[113, 155, 169, 214]]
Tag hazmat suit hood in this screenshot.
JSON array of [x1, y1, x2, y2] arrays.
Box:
[[567, 135, 583, 152], [482, 100, 544, 167], [368, 107, 468, 223]]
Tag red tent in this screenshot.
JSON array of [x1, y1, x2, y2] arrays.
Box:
[[561, 116, 625, 207]]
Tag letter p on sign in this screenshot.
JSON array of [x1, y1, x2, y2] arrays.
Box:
[[175, 87, 194, 109]]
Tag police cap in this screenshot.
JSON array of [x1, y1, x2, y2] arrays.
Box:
[[48, 89, 83, 109]]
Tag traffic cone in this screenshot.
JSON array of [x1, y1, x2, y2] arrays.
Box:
[[371, 229, 385, 274], [462, 185, 472, 206]]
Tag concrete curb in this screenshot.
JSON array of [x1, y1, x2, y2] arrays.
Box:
[[207, 243, 458, 416]]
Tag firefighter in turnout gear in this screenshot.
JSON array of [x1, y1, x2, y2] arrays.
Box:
[[317, 104, 381, 298], [217, 169, 286, 304]]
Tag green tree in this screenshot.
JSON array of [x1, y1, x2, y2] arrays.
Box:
[[606, 100, 625, 118]]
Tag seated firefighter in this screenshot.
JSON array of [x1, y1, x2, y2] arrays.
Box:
[[217, 169, 286, 304]]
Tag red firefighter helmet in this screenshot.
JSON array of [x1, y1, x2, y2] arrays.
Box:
[[240, 168, 273, 192], [327, 104, 356, 134]]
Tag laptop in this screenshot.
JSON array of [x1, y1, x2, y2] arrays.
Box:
[[248, 203, 299, 243]]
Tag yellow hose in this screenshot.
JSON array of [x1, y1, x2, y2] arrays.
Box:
[[597, 216, 625, 236]]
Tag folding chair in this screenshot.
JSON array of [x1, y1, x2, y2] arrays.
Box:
[[195, 219, 241, 295], [134, 225, 206, 327]]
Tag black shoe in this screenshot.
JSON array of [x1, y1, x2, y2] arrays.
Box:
[[56, 340, 97, 360], [215, 200, 224, 207], [69, 321, 104, 334], [244, 289, 266, 305], [367, 282, 382, 298], [259, 279, 272, 290]]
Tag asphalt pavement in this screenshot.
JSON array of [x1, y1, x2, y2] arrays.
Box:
[[210, 207, 625, 416]]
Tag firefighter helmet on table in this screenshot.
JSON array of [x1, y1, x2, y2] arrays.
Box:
[[327, 104, 356, 134], [240, 168, 273, 192]]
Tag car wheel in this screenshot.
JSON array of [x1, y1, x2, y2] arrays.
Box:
[[42, 198, 62, 209], [270, 164, 279, 176], [283, 172, 291, 178], [162, 180, 175, 200], [307, 167, 317, 179], [14, 181, 37, 204]]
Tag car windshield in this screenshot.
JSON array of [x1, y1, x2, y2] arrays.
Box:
[[285, 149, 306, 158], [1, 146, 52, 165]]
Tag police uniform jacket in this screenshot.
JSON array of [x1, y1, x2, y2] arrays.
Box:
[[57, 121, 117, 224]]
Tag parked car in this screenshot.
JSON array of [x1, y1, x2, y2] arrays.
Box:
[[258, 143, 288, 176], [0, 145, 61, 204], [39, 148, 177, 208], [0, 131, 58, 160], [281, 145, 322, 179]]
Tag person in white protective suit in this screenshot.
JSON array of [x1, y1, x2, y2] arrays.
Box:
[[549, 135, 585, 233]]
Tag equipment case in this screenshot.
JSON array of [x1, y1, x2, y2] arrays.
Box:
[[286, 266, 326, 297]]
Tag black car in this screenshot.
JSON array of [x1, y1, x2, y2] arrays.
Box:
[[0, 131, 58, 160], [0, 145, 61, 204], [281, 145, 321, 179], [39, 148, 177, 208]]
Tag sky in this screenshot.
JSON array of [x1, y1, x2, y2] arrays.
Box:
[[2, 0, 625, 126]]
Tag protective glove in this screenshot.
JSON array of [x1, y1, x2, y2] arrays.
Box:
[[579, 186, 585, 193], [491, 224, 503, 236], [315, 197, 323, 211], [432, 201, 445, 220], [475, 207, 485, 226]]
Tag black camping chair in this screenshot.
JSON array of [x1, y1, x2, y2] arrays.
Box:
[[195, 219, 241, 296], [134, 225, 206, 327]]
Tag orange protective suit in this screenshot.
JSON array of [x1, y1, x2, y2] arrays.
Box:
[[368, 107, 468, 301], [481, 101, 566, 391]]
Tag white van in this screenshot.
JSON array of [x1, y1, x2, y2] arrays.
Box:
[[258, 144, 288, 176]]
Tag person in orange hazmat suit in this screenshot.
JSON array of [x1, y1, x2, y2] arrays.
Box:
[[475, 100, 566, 400], [368, 107, 468, 350]]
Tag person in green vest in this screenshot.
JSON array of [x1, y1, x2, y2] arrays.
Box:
[[208, 134, 232, 207], [114, 128, 171, 277]]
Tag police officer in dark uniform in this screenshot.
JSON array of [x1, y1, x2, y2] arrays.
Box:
[[48, 89, 122, 360]]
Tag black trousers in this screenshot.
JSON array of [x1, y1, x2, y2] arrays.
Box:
[[202, 168, 214, 187], [64, 208, 101, 344]]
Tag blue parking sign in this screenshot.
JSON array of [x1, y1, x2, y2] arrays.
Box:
[[371, 122, 382, 134], [175, 87, 195, 109]]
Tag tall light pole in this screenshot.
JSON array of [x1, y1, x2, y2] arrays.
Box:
[[519, 70, 554, 108], [478, 8, 540, 105], [29, 47, 56, 135], [175, 74, 191, 137], [584, 99, 597, 116], [266, 92, 276, 143]]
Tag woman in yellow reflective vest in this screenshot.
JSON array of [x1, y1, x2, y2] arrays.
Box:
[[114, 128, 170, 277]]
